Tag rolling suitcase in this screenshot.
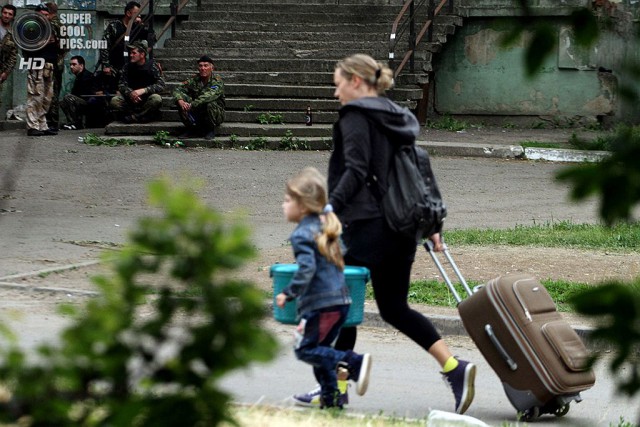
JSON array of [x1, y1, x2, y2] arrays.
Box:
[[424, 241, 595, 420]]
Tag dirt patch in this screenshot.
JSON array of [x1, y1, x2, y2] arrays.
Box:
[[5, 245, 638, 295], [3, 244, 634, 339]]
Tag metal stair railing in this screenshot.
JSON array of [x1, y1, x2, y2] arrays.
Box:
[[389, 0, 454, 78], [123, 0, 191, 58], [156, 0, 192, 42]]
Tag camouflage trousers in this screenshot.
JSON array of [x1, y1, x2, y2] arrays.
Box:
[[60, 94, 88, 127], [26, 63, 54, 131], [61, 94, 109, 128], [177, 97, 225, 131], [110, 93, 162, 121], [45, 63, 64, 128]]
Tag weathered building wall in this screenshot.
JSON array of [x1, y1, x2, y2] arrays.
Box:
[[432, 0, 639, 125], [432, 18, 614, 125], [588, 0, 640, 123]]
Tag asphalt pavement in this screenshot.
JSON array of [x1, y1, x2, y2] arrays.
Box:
[[0, 126, 633, 426]]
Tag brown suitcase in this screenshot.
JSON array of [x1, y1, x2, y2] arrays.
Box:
[[424, 242, 596, 421]]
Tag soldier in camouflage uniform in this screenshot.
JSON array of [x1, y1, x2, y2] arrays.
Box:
[[110, 40, 164, 123], [24, 3, 58, 136], [173, 55, 225, 140], [44, 2, 69, 130], [0, 4, 17, 112], [99, 1, 148, 81]]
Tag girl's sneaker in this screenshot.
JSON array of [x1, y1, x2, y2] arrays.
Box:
[[348, 353, 372, 396], [292, 380, 349, 407]]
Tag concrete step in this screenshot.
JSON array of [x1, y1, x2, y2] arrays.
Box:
[[169, 30, 388, 42], [187, 10, 400, 22], [161, 96, 342, 111], [161, 83, 424, 100], [167, 30, 448, 46], [160, 109, 340, 124], [158, 97, 417, 114], [222, 83, 424, 100], [102, 134, 334, 150], [185, 11, 401, 24], [105, 121, 334, 138], [159, 39, 442, 54], [196, 0, 405, 5], [161, 71, 426, 86], [158, 57, 431, 73], [177, 19, 458, 34], [155, 47, 433, 62], [163, 39, 388, 50], [190, 3, 403, 13]]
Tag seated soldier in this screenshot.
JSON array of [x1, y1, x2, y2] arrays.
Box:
[[172, 55, 225, 140], [109, 40, 165, 123], [60, 55, 102, 129]]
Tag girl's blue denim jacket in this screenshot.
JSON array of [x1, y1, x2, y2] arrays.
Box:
[[281, 214, 351, 318]]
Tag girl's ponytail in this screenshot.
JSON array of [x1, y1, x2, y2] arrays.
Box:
[[316, 205, 345, 270]]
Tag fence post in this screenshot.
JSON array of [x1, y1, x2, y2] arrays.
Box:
[[170, 0, 178, 38], [427, 0, 434, 43], [409, 0, 415, 73]]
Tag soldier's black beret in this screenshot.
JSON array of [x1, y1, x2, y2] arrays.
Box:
[[197, 55, 214, 64]]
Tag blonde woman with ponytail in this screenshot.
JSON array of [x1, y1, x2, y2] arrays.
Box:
[[293, 54, 476, 414], [276, 167, 372, 409]]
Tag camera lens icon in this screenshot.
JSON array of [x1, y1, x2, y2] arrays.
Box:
[[12, 12, 52, 52]]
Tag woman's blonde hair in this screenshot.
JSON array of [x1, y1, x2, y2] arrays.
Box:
[[286, 167, 345, 270], [335, 53, 394, 95]]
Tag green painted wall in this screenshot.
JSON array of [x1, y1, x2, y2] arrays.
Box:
[[432, 18, 614, 123]]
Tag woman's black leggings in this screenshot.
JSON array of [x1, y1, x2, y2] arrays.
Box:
[[335, 235, 442, 353]]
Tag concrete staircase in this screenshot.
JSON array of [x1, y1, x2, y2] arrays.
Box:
[[105, 0, 463, 145]]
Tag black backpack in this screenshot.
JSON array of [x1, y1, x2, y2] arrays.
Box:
[[378, 143, 447, 241]]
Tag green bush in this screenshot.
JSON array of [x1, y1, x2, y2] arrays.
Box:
[[425, 115, 467, 131], [257, 112, 284, 124], [279, 130, 309, 151], [0, 177, 278, 426]]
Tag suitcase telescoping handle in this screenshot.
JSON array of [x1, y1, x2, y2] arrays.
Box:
[[423, 240, 474, 305], [425, 241, 520, 371]]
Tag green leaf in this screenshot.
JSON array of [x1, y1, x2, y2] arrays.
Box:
[[524, 25, 556, 76], [569, 8, 599, 46]]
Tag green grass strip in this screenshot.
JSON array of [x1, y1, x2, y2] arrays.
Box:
[[366, 278, 592, 312], [443, 221, 640, 251]]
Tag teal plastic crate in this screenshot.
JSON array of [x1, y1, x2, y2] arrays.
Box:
[[270, 264, 370, 327]]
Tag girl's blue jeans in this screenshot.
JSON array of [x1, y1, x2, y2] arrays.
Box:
[[295, 304, 350, 406]]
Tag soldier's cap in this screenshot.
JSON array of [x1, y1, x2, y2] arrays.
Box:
[[197, 55, 215, 64], [127, 40, 148, 51], [34, 3, 49, 12]]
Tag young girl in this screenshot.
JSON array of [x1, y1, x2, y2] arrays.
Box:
[[276, 167, 371, 409]]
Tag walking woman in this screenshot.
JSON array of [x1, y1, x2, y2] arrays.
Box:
[[293, 54, 476, 415]]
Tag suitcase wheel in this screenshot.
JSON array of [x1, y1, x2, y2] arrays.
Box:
[[553, 403, 570, 417], [519, 402, 570, 421], [519, 406, 540, 422]]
